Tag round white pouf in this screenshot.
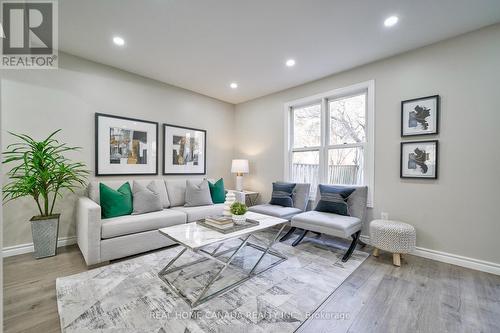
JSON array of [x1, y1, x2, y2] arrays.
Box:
[[370, 219, 416, 266]]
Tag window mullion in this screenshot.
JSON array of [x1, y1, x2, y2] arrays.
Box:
[[288, 107, 294, 181], [292, 147, 321, 153], [328, 143, 365, 149], [319, 97, 329, 185]]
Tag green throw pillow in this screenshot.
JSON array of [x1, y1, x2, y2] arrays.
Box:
[[100, 182, 133, 219], [208, 178, 225, 204]]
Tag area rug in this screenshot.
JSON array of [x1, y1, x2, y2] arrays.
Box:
[[56, 232, 368, 333]]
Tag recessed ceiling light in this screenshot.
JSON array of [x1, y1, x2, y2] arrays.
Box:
[[384, 16, 399, 27], [230, 82, 238, 89], [113, 36, 125, 46], [286, 59, 296, 67]]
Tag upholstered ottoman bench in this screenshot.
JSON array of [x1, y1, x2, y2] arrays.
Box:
[[370, 219, 416, 266]]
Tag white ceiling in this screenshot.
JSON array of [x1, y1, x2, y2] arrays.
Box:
[[59, 0, 500, 104]]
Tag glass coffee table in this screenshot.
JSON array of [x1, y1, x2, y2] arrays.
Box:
[[157, 212, 288, 307]]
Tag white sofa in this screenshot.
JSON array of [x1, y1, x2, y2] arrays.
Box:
[[76, 178, 226, 266]]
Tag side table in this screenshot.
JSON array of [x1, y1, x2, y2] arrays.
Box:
[[227, 190, 259, 207]]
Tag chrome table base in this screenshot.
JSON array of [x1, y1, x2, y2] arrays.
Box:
[[158, 225, 287, 307]]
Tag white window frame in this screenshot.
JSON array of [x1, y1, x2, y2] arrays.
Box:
[[283, 80, 375, 207]]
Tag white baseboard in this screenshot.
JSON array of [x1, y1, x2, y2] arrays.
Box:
[[360, 235, 500, 276], [2, 236, 77, 258], [5, 234, 500, 275]]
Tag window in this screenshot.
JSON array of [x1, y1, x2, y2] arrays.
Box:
[[291, 103, 321, 192], [285, 81, 374, 206]]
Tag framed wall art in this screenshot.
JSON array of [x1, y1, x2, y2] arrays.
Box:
[[95, 113, 158, 176], [163, 124, 206, 175], [400, 140, 438, 179], [401, 95, 439, 137]]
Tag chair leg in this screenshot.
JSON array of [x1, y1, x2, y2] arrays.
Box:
[[342, 231, 361, 262], [292, 230, 308, 247], [393, 253, 401, 267], [279, 227, 297, 242]]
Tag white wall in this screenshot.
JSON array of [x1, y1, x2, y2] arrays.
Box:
[[1, 52, 235, 248], [234, 24, 500, 264], [2, 25, 500, 268], [0, 77, 3, 328]]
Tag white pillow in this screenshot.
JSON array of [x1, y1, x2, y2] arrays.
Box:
[[184, 179, 213, 207], [132, 181, 163, 214]]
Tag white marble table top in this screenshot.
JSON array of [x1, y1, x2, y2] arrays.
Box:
[[158, 212, 288, 250]]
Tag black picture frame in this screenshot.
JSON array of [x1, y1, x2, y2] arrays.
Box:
[[162, 123, 207, 175], [95, 113, 158, 176], [400, 140, 439, 179], [401, 95, 440, 137]]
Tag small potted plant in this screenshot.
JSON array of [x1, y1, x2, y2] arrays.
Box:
[[2, 130, 88, 259], [230, 202, 248, 225]]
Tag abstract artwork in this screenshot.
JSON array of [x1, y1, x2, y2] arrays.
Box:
[[401, 95, 439, 137], [400, 140, 438, 179], [109, 128, 148, 164], [172, 135, 199, 166], [163, 124, 206, 174], [95, 113, 158, 175]]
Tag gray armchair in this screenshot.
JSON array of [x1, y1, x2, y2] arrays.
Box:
[[290, 184, 368, 262], [248, 182, 310, 220]]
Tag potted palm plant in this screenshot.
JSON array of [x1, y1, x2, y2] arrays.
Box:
[[2, 130, 88, 258]]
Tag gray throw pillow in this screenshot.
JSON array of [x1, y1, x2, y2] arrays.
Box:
[[132, 180, 163, 215], [185, 179, 213, 207]]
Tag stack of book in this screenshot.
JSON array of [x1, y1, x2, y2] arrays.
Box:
[[204, 216, 234, 230]]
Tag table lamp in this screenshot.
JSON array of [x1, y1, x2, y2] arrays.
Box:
[[231, 159, 249, 191]]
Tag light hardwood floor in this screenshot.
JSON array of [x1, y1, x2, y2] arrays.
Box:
[[4, 242, 500, 333]]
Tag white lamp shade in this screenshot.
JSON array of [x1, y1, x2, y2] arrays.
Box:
[[231, 159, 249, 174]]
